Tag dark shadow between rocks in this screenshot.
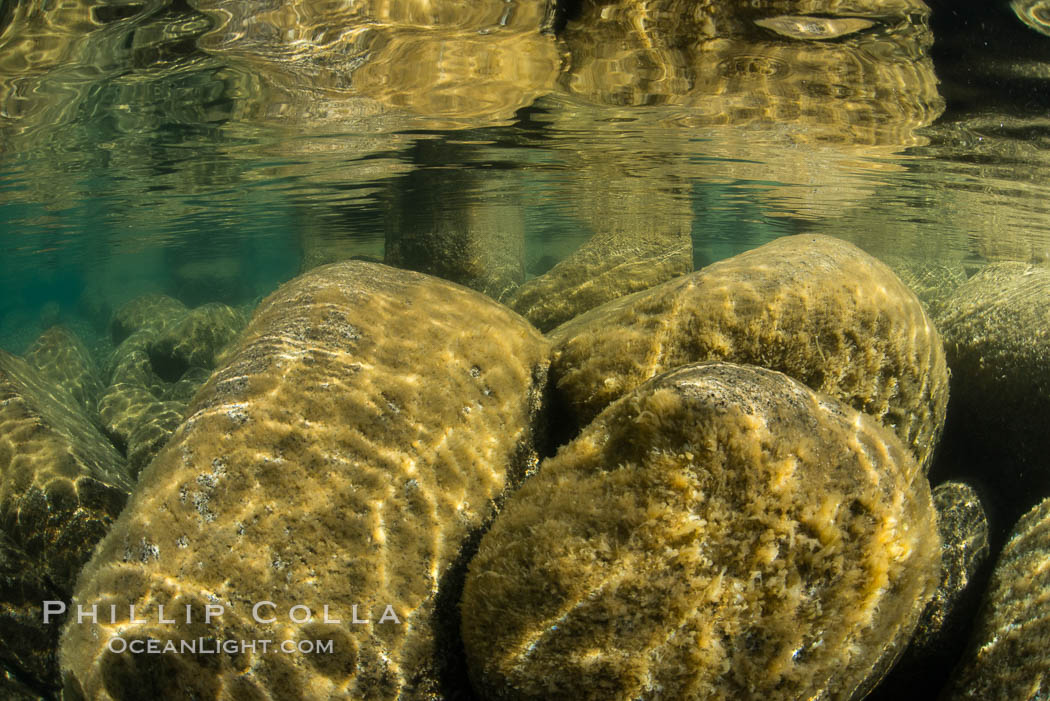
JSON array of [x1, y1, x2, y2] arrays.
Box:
[[146, 347, 190, 385]]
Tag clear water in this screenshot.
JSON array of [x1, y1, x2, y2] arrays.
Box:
[[2, 0, 1050, 697]]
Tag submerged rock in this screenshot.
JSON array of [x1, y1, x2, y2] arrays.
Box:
[[105, 330, 167, 395], [938, 262, 1050, 489], [0, 531, 63, 696], [23, 325, 104, 417], [881, 257, 970, 320], [0, 351, 131, 592], [874, 481, 990, 698], [945, 497, 1050, 700], [907, 482, 986, 650], [549, 235, 949, 471], [509, 202, 692, 332], [59, 261, 550, 700], [97, 385, 186, 478], [0, 351, 131, 694], [462, 362, 940, 701], [509, 227, 692, 332], [110, 294, 187, 345], [912, 481, 990, 653], [163, 367, 213, 404], [148, 302, 246, 376], [99, 300, 243, 475]]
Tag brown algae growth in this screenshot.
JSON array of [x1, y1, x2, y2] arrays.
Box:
[[462, 362, 941, 701]]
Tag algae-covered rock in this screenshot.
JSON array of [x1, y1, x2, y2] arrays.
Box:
[[105, 330, 166, 395], [23, 325, 104, 417], [148, 302, 246, 376], [99, 303, 241, 475], [549, 234, 949, 471], [0, 350, 131, 592], [881, 257, 970, 320], [462, 362, 940, 701], [944, 497, 1050, 700], [0, 531, 63, 696], [163, 366, 212, 404], [874, 481, 990, 698], [97, 385, 186, 478], [109, 294, 187, 345], [938, 262, 1050, 481], [509, 203, 692, 332], [59, 261, 550, 700], [910, 481, 990, 655]]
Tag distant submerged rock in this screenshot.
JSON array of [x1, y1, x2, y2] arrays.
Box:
[[23, 325, 104, 419], [462, 362, 941, 701], [938, 262, 1050, 499], [99, 299, 246, 476]]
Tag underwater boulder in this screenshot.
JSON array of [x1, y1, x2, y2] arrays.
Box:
[[99, 303, 243, 476], [880, 257, 970, 321], [109, 294, 187, 346], [938, 262, 1050, 497], [944, 496, 1050, 700], [105, 330, 167, 394], [0, 531, 63, 696], [872, 481, 991, 698], [147, 302, 247, 377], [910, 481, 990, 655], [163, 366, 213, 404], [461, 362, 940, 701], [97, 384, 187, 478], [549, 234, 949, 471], [23, 325, 104, 418], [0, 350, 131, 694], [100, 332, 186, 475], [59, 261, 550, 700], [0, 350, 131, 592], [508, 209, 693, 332]]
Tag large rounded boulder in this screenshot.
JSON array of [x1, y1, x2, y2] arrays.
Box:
[[58, 261, 550, 700], [549, 234, 949, 471], [462, 362, 941, 701]]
